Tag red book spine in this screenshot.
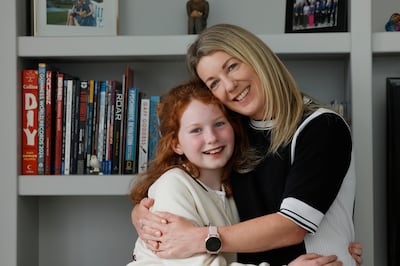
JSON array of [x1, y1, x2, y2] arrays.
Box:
[[45, 70, 54, 174], [54, 73, 64, 175], [21, 69, 39, 175]]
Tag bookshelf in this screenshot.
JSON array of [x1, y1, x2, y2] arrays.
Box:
[[1, 0, 397, 265]]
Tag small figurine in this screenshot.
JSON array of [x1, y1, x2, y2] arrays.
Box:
[[89, 154, 102, 175], [187, 0, 209, 34], [385, 13, 400, 31]]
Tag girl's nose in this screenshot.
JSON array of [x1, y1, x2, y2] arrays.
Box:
[[205, 128, 217, 144]]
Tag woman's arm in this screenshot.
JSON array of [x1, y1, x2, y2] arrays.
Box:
[[139, 208, 306, 257], [133, 200, 363, 265]]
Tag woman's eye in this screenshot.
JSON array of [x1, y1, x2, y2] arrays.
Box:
[[209, 80, 218, 90], [228, 63, 237, 72]]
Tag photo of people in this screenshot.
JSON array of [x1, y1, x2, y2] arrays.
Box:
[[288, 0, 342, 32], [46, 0, 103, 27]]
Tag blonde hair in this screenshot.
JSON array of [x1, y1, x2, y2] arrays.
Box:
[[187, 24, 306, 154]]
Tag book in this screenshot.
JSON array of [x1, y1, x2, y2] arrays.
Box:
[[77, 80, 88, 175], [138, 98, 150, 173], [121, 66, 134, 174], [96, 81, 107, 173], [148, 95, 161, 162], [21, 69, 39, 175], [85, 80, 95, 173], [111, 81, 124, 174], [53, 72, 64, 175], [63, 78, 75, 175], [124, 87, 140, 174], [37, 63, 47, 174], [44, 69, 56, 175], [89, 80, 100, 173], [69, 78, 80, 174], [104, 80, 119, 175]]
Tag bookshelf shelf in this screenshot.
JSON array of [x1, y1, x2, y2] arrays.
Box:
[[18, 175, 135, 196], [372, 32, 400, 54], [18, 33, 351, 59]]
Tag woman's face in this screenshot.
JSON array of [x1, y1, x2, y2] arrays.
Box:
[[196, 51, 265, 120]]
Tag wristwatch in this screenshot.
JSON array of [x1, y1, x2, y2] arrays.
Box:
[[205, 225, 222, 254]]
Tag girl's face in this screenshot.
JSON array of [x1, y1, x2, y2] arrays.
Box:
[[173, 99, 235, 178], [196, 51, 265, 120]]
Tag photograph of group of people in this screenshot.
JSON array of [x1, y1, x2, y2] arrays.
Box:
[[291, 0, 340, 31]]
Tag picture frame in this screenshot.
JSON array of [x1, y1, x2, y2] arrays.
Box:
[[34, 0, 119, 37], [285, 0, 347, 33]]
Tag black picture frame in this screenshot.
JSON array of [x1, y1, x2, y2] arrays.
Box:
[[285, 0, 347, 33]]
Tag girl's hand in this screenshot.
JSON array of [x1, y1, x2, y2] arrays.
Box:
[[288, 253, 342, 266], [348, 242, 363, 266]]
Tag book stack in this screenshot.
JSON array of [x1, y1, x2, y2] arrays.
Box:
[[21, 64, 160, 176]]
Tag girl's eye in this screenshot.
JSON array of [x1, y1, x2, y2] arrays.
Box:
[[190, 128, 201, 134], [215, 121, 225, 127]]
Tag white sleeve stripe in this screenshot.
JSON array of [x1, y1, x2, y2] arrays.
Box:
[[279, 209, 317, 234], [280, 197, 324, 233]]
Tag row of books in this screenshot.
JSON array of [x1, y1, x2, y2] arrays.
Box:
[[21, 64, 160, 175]]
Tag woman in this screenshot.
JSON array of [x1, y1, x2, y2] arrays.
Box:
[[133, 24, 363, 266]]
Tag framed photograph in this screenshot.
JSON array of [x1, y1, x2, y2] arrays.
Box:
[[34, 0, 118, 36], [285, 0, 347, 33]]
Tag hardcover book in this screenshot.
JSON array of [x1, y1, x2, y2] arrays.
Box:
[[124, 87, 140, 174], [96, 81, 107, 173], [111, 81, 124, 174], [54, 72, 64, 175], [85, 80, 95, 173], [37, 63, 46, 174], [121, 66, 134, 174], [77, 80, 89, 175], [45, 69, 56, 175], [21, 69, 39, 175], [138, 98, 150, 173], [63, 78, 75, 175], [148, 95, 161, 162]]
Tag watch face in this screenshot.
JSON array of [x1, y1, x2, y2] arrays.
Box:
[[206, 236, 221, 252]]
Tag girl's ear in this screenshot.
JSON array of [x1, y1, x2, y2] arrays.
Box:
[[172, 141, 184, 155]]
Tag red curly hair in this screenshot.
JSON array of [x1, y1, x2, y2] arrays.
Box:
[[130, 79, 254, 204]]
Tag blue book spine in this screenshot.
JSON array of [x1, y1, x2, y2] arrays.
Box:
[[148, 95, 160, 162], [124, 87, 139, 174], [96, 81, 107, 172]]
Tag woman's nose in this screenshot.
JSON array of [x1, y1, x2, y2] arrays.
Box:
[[222, 76, 237, 92]]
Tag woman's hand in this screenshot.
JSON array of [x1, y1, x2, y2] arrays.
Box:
[[131, 198, 165, 248], [131, 197, 203, 258], [152, 211, 203, 258], [348, 242, 363, 266], [288, 253, 342, 266]]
